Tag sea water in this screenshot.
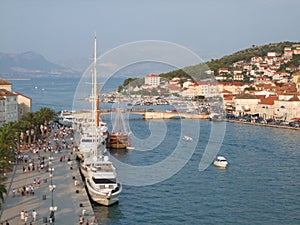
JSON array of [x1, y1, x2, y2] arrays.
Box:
[[11, 76, 300, 224]]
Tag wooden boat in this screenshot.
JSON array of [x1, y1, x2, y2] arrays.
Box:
[[108, 132, 128, 149], [108, 106, 130, 149]]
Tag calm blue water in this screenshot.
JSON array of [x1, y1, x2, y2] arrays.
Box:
[[10, 76, 300, 224]]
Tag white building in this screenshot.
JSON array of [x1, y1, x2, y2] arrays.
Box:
[[232, 93, 260, 117], [144, 73, 160, 87], [15, 92, 32, 120], [0, 78, 31, 127], [0, 89, 19, 127]]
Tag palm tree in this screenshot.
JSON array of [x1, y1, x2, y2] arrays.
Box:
[[38, 107, 57, 137], [0, 182, 7, 209], [0, 123, 17, 161], [0, 123, 15, 209], [15, 120, 31, 150], [21, 112, 36, 146]]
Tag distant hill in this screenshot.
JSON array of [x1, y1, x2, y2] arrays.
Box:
[[0, 51, 78, 77], [160, 41, 300, 80]]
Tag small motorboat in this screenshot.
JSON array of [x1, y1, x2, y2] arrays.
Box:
[[213, 156, 228, 168], [183, 135, 193, 141]]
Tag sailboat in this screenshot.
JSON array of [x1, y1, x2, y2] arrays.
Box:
[[81, 36, 122, 206], [108, 103, 130, 149]]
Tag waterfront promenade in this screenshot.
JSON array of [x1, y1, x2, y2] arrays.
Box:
[[0, 126, 96, 225]]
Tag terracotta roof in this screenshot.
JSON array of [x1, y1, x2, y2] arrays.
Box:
[[259, 96, 278, 105], [146, 73, 159, 77], [0, 89, 17, 97], [224, 95, 234, 100], [221, 89, 232, 94], [235, 93, 257, 99], [288, 95, 300, 101], [217, 81, 243, 86], [0, 78, 12, 85], [293, 72, 300, 76]]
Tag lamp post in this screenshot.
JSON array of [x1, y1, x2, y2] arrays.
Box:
[[48, 150, 57, 224]]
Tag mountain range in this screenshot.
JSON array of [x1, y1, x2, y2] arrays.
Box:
[[0, 51, 78, 77]]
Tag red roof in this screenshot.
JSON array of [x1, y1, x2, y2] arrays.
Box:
[[0, 78, 12, 85], [259, 96, 278, 105], [0, 89, 17, 97], [217, 81, 243, 86], [288, 95, 300, 101], [224, 95, 234, 100], [146, 73, 159, 77]]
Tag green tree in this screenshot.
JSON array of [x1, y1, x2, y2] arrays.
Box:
[[0, 182, 7, 209]]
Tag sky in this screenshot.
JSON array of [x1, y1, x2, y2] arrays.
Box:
[[1, 0, 300, 71]]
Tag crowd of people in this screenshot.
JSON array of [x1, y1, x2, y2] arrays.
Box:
[[1, 121, 99, 224]]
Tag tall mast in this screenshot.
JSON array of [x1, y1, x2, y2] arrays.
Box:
[[93, 35, 97, 126], [92, 35, 98, 159]]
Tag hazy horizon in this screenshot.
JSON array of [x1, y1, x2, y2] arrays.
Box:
[[1, 0, 300, 71]]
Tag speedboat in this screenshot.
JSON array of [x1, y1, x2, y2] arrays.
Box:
[[213, 156, 228, 168], [85, 156, 122, 206], [183, 135, 192, 141]]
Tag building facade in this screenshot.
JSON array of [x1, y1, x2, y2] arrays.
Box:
[[0, 78, 31, 127], [144, 73, 160, 87]]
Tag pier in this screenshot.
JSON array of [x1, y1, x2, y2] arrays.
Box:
[[142, 111, 209, 119], [74, 110, 210, 120], [0, 125, 96, 225]]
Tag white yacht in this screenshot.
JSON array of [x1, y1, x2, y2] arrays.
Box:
[[213, 156, 228, 168], [58, 110, 75, 126], [85, 156, 122, 206]]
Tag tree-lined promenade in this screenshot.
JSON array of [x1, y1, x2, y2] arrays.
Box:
[[0, 107, 56, 209]]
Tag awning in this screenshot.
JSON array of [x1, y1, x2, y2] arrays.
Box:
[[290, 117, 300, 121]]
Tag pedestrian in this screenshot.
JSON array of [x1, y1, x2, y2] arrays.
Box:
[[5, 220, 9, 225], [20, 210, 25, 221], [12, 188, 16, 197], [24, 211, 28, 223], [31, 186, 35, 196], [32, 209, 37, 221], [86, 220, 90, 225], [79, 215, 84, 224]]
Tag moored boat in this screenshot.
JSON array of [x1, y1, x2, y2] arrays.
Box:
[[58, 110, 75, 126], [108, 106, 130, 149], [85, 156, 122, 206], [108, 132, 128, 149]]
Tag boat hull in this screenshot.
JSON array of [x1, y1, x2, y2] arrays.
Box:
[[80, 164, 90, 178], [213, 161, 228, 168], [108, 134, 128, 149], [86, 178, 122, 206]]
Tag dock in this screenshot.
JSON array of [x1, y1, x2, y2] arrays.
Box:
[[73, 110, 209, 120], [0, 125, 96, 225], [142, 111, 209, 119]]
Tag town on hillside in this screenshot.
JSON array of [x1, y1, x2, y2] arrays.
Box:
[[1, 44, 300, 128], [110, 44, 300, 126]]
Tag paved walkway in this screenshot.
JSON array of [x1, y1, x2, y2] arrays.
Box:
[[0, 126, 96, 225]]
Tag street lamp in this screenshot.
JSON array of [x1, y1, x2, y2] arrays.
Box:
[[48, 150, 57, 224]]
